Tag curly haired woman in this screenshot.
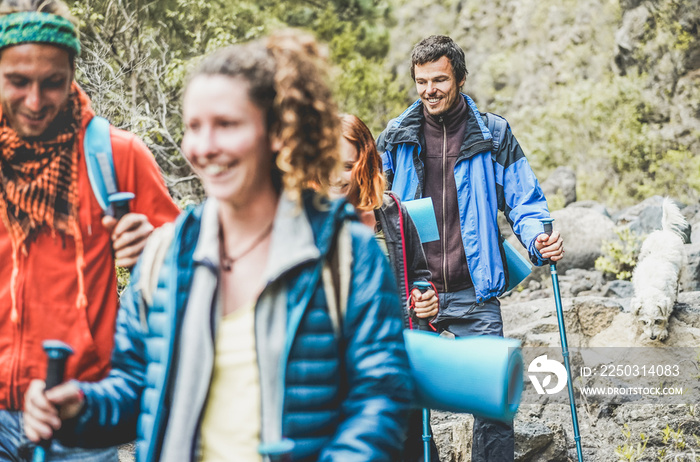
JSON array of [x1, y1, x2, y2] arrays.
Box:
[[23, 30, 413, 462]]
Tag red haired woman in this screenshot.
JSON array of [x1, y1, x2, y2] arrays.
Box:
[[334, 114, 440, 461]]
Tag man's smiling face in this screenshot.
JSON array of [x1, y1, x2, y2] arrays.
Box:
[[0, 43, 73, 139], [414, 55, 465, 117]]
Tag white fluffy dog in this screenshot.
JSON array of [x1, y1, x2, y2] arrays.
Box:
[[630, 198, 688, 342]]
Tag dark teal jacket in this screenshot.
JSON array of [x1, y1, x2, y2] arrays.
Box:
[[62, 193, 412, 462]]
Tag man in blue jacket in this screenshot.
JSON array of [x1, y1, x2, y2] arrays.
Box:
[[376, 35, 564, 461]]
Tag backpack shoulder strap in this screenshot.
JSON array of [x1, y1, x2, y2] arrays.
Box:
[[84, 116, 117, 215], [322, 219, 353, 337], [136, 221, 176, 327], [483, 112, 508, 155]]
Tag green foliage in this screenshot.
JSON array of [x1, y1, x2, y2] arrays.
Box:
[[661, 424, 686, 451], [69, 0, 405, 201], [616, 424, 648, 461], [615, 422, 700, 461], [67, 0, 700, 210], [473, 0, 700, 209], [116, 266, 130, 296], [546, 193, 566, 212], [595, 227, 643, 281]]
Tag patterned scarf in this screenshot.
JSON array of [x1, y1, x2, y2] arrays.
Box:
[[0, 83, 89, 317]]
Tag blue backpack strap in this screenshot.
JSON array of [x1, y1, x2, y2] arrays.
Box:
[[84, 116, 116, 215], [484, 112, 532, 290], [484, 112, 507, 155]]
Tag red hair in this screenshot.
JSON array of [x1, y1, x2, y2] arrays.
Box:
[[340, 114, 385, 211]]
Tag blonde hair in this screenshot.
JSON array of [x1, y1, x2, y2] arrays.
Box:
[[187, 29, 340, 200]]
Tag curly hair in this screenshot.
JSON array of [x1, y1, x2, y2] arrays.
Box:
[[341, 114, 385, 212], [186, 29, 340, 201]]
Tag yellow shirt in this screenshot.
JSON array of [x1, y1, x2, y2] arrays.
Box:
[[198, 302, 262, 462]]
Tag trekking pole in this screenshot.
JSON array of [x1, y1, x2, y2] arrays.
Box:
[[541, 218, 583, 462], [32, 341, 73, 462], [412, 281, 434, 462]]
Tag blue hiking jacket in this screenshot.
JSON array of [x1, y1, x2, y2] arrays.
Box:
[[60, 192, 412, 462], [376, 94, 550, 302]]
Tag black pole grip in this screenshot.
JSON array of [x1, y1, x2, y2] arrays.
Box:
[[418, 317, 430, 331], [42, 341, 73, 390], [108, 192, 135, 221], [412, 282, 432, 332], [542, 218, 554, 236], [540, 218, 555, 266], [31, 341, 73, 458]]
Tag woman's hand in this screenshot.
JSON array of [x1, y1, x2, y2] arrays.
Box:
[[23, 380, 84, 443], [410, 288, 438, 319]]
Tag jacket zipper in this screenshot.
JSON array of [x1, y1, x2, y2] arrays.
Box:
[[440, 118, 449, 293]]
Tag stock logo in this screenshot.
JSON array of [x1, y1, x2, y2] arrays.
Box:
[[528, 355, 567, 395]]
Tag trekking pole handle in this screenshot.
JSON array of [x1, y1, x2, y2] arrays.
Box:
[[412, 281, 432, 331], [541, 218, 554, 237], [33, 341, 73, 462], [108, 192, 135, 221], [43, 340, 73, 390], [540, 218, 555, 266]]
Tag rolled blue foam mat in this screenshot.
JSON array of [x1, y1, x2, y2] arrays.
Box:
[[403, 198, 439, 243], [404, 330, 523, 422], [504, 239, 532, 291]]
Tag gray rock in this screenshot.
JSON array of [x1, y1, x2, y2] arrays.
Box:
[[515, 420, 568, 462], [566, 200, 611, 218], [550, 207, 616, 273], [614, 196, 691, 243], [680, 242, 700, 292], [572, 297, 623, 338], [558, 269, 605, 297], [612, 195, 664, 227], [603, 280, 634, 299], [432, 411, 473, 462], [614, 4, 651, 75], [541, 166, 577, 207]]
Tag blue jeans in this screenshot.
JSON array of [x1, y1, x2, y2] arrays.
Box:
[[0, 410, 118, 462], [434, 287, 514, 462]]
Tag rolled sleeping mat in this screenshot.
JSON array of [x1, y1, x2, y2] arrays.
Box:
[[503, 239, 533, 292], [404, 330, 523, 422]]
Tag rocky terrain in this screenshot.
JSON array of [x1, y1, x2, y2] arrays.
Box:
[[432, 177, 700, 461]]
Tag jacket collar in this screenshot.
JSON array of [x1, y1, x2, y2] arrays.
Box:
[[184, 191, 351, 285], [382, 94, 494, 159], [263, 192, 320, 283], [191, 198, 221, 269]]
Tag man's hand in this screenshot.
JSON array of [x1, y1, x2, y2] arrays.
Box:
[[102, 213, 154, 268], [23, 380, 84, 443], [535, 230, 564, 262], [410, 288, 439, 319]]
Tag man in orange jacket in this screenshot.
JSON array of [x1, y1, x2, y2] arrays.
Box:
[[0, 0, 180, 460]]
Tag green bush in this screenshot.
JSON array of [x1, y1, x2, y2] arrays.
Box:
[[595, 227, 643, 281]]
